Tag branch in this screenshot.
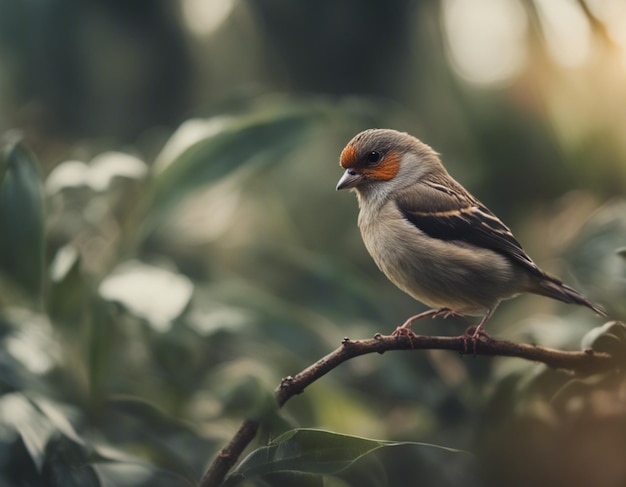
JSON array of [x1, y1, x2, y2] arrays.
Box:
[[200, 331, 620, 487], [200, 419, 259, 487]]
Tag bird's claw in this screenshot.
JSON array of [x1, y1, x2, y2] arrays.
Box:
[[462, 326, 491, 356], [391, 326, 419, 349], [391, 326, 419, 339]]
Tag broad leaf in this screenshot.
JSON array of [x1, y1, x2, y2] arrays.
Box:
[[0, 138, 45, 298], [223, 429, 467, 486], [137, 105, 313, 246], [41, 434, 100, 487], [581, 321, 626, 364]]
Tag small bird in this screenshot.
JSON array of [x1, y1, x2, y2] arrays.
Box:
[[336, 128, 606, 339]]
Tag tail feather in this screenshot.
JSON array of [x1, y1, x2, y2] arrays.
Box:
[[534, 275, 607, 317]]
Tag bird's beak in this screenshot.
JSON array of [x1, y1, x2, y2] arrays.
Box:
[[336, 169, 363, 190]]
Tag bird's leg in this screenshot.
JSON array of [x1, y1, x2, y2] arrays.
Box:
[[433, 308, 465, 320], [462, 307, 495, 355], [392, 308, 463, 338]]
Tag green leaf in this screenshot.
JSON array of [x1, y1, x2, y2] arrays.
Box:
[[0, 393, 82, 463], [231, 472, 324, 487], [47, 245, 87, 328], [41, 432, 196, 487], [96, 396, 214, 480], [223, 429, 467, 486], [41, 434, 100, 487], [137, 105, 313, 245], [93, 462, 196, 487], [565, 201, 626, 317], [581, 321, 626, 364], [0, 137, 45, 298], [0, 429, 40, 486]]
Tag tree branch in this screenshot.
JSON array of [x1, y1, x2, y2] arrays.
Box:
[[200, 331, 620, 487], [200, 419, 259, 487]]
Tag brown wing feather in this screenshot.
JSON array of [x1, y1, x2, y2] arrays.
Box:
[[395, 177, 544, 279]]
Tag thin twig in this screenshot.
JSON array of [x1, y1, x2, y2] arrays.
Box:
[[200, 331, 620, 487]]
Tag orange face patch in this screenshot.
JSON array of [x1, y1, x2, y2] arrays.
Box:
[[339, 144, 359, 168], [361, 150, 401, 181]]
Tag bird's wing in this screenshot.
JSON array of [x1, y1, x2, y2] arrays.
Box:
[[395, 179, 543, 277]]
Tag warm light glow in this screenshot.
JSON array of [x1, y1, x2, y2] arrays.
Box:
[[586, 0, 626, 68], [442, 0, 528, 86], [182, 0, 234, 37], [534, 0, 591, 67]]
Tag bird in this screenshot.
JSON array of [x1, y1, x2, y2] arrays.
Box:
[[336, 128, 606, 341]]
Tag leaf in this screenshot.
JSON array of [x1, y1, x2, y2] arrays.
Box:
[[137, 105, 313, 245], [88, 435, 200, 486], [47, 245, 88, 328], [565, 200, 626, 317], [0, 137, 45, 298], [98, 260, 194, 333], [0, 393, 83, 469], [0, 429, 40, 486], [0, 307, 60, 381], [93, 462, 196, 487], [581, 321, 626, 364], [41, 434, 100, 487], [40, 433, 197, 487], [223, 429, 467, 486], [228, 472, 324, 487], [97, 396, 214, 480], [0, 393, 57, 469]]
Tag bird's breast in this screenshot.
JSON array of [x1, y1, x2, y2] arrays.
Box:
[[357, 201, 523, 312]]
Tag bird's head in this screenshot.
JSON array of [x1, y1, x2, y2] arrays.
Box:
[[336, 129, 441, 200]]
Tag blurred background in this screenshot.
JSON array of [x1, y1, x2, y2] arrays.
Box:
[[1, 1, 626, 486]]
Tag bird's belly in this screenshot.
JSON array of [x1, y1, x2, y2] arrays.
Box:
[[360, 218, 521, 313]]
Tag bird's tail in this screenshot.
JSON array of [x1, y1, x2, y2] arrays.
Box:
[[532, 274, 607, 317]]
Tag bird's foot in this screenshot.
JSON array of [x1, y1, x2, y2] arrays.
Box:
[[462, 325, 492, 356], [392, 308, 463, 337], [391, 326, 419, 339], [391, 308, 464, 347], [391, 326, 419, 350]]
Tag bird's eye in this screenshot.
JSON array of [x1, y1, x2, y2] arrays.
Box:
[[366, 151, 381, 164]]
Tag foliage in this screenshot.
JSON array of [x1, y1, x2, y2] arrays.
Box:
[[223, 429, 470, 487], [1, 1, 626, 486], [0, 138, 45, 298], [477, 321, 626, 487], [1, 92, 626, 485]]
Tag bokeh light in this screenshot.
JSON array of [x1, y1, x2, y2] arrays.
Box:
[[441, 0, 528, 85]]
